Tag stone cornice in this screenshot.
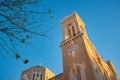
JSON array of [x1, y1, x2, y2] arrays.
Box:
[[60, 32, 83, 48]]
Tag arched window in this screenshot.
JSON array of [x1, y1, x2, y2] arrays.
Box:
[[70, 64, 86, 80], [76, 69, 81, 80], [68, 27, 72, 37], [32, 73, 35, 80], [40, 74, 43, 80], [104, 72, 108, 80], [94, 64, 103, 80]]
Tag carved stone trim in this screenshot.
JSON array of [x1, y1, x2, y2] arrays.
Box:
[[60, 32, 83, 48]]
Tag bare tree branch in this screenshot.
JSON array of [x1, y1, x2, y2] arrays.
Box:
[[0, 0, 53, 64]]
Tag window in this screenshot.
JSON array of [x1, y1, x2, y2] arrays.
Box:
[[68, 28, 72, 37], [67, 24, 76, 38], [104, 72, 108, 80], [70, 64, 87, 80], [105, 74, 107, 80], [40, 74, 43, 80], [94, 65, 103, 80], [32, 74, 35, 80], [71, 26, 75, 36], [97, 58, 102, 66], [27, 74, 29, 77], [76, 69, 81, 80], [37, 74, 39, 77]]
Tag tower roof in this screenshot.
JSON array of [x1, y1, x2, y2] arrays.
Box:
[[61, 12, 85, 26], [61, 12, 76, 23]]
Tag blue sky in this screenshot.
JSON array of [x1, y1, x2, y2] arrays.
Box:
[[0, 0, 120, 80]]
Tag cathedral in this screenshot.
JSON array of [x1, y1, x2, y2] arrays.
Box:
[[21, 12, 119, 80]]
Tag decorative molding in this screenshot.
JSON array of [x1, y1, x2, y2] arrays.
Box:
[[60, 32, 83, 48]]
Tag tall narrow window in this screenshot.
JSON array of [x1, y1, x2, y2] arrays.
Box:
[[37, 74, 39, 77], [68, 28, 71, 37], [97, 58, 102, 66], [71, 26, 75, 36], [105, 75, 107, 80], [70, 64, 87, 80], [94, 66, 103, 80], [40, 74, 43, 80], [76, 69, 81, 80], [32, 74, 35, 80], [104, 72, 108, 80]]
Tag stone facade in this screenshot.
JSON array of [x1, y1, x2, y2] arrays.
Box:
[[59, 12, 119, 80], [21, 66, 54, 80], [21, 12, 119, 80]]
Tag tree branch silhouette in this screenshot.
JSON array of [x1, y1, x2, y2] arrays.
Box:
[[0, 0, 53, 64]]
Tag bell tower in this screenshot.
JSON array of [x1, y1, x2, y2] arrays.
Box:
[[60, 13, 96, 80], [61, 12, 88, 41]]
